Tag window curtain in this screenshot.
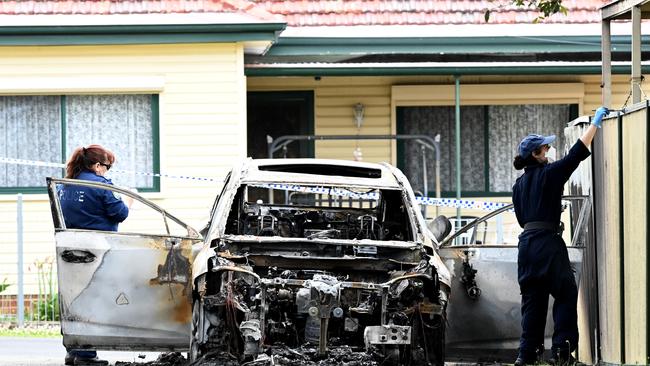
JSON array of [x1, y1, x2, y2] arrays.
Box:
[[488, 104, 570, 192], [65, 95, 154, 188], [0, 96, 62, 187], [399, 106, 485, 194]]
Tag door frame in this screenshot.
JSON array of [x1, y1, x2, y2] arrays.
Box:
[[247, 90, 315, 158]]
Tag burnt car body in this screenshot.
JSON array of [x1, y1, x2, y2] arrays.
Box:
[[47, 159, 452, 366], [191, 159, 451, 365], [46, 159, 588, 365]]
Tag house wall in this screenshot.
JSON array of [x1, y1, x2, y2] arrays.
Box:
[[248, 74, 644, 163], [249, 74, 647, 363], [0, 43, 248, 296], [247, 74, 644, 218]]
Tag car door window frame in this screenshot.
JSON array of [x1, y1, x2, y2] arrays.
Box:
[[47, 177, 200, 239], [439, 195, 591, 247]]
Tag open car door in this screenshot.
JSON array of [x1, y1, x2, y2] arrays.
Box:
[[438, 196, 591, 362], [46, 178, 202, 351]]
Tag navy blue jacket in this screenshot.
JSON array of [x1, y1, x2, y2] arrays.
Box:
[[59, 171, 129, 232], [513, 139, 591, 284], [512, 139, 591, 229]]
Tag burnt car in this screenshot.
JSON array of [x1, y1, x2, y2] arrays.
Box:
[[47, 159, 452, 366], [47, 160, 591, 364]]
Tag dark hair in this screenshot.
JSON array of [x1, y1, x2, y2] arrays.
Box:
[[513, 155, 536, 170], [65, 144, 116, 179], [513, 144, 546, 170]]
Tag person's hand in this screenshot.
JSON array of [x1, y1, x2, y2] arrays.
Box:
[[592, 106, 609, 128]]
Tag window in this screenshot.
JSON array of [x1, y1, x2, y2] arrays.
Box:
[[397, 104, 577, 196], [0, 95, 159, 193]]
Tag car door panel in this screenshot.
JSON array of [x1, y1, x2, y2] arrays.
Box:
[[439, 196, 589, 362], [441, 245, 583, 361], [47, 178, 201, 351]]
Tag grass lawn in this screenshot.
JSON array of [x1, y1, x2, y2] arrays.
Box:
[[0, 324, 61, 338]]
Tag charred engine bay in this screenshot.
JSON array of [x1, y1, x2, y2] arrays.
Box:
[[188, 184, 446, 365], [191, 249, 445, 365]]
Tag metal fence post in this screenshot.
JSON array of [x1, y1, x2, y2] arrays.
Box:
[[17, 193, 24, 327]]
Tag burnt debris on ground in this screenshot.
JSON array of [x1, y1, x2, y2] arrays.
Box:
[[119, 345, 383, 366]]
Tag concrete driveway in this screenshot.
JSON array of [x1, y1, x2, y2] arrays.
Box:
[[0, 337, 162, 366]]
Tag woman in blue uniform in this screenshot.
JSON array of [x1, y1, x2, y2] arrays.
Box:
[[59, 144, 132, 366], [512, 106, 608, 366]]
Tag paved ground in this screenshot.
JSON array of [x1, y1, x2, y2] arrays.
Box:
[[0, 337, 509, 365], [0, 337, 162, 366]]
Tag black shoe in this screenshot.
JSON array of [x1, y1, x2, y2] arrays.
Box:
[[548, 353, 577, 366], [74, 357, 108, 366], [64, 355, 108, 366], [64, 353, 75, 366], [514, 356, 537, 366]]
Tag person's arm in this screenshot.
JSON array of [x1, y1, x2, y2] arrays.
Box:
[[546, 106, 608, 184], [580, 123, 598, 148], [103, 189, 129, 223]]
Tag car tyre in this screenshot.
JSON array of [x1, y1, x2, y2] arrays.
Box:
[[190, 298, 204, 362], [430, 312, 446, 366], [413, 311, 445, 366]]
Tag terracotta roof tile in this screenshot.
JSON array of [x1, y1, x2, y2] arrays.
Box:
[[0, 0, 280, 21], [0, 0, 609, 25], [251, 0, 609, 25]]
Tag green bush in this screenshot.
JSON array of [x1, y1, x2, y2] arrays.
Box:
[[0, 278, 9, 293], [29, 257, 59, 321], [32, 293, 59, 321]]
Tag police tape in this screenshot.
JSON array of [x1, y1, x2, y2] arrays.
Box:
[[252, 183, 511, 211], [0, 157, 219, 182], [1, 156, 510, 211]]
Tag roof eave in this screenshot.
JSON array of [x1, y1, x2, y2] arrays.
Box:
[[245, 62, 650, 76], [0, 23, 286, 47]]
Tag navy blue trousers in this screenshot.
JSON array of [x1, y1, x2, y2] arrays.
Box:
[[517, 230, 578, 359], [66, 348, 97, 359]]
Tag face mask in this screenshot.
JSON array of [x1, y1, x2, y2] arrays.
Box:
[[547, 146, 557, 163]]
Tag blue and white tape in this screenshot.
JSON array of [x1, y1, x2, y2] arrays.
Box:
[[1, 156, 510, 211], [252, 183, 510, 211], [0, 157, 219, 183]]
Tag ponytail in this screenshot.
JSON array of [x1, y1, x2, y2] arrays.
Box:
[[513, 154, 538, 170], [65, 144, 116, 179]]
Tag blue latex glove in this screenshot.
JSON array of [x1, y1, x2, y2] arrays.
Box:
[[592, 106, 609, 128]]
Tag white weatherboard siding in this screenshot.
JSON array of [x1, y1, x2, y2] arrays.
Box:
[[0, 43, 247, 295]]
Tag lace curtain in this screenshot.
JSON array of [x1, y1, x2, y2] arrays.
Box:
[[0, 95, 154, 189], [66, 95, 154, 188], [0, 96, 62, 187], [488, 104, 570, 192], [399, 106, 485, 194], [399, 104, 571, 194]]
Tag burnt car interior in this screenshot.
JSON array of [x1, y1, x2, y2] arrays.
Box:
[[223, 185, 414, 242]]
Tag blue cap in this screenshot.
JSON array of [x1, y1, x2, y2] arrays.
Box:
[[518, 134, 556, 158]]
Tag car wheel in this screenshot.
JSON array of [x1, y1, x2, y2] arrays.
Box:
[[412, 311, 445, 366], [190, 298, 204, 362], [429, 313, 446, 366]]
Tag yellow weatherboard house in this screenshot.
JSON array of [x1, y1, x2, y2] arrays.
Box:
[[0, 1, 647, 365]]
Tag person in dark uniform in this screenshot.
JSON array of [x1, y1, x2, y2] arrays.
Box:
[[59, 144, 133, 366], [512, 106, 608, 366]]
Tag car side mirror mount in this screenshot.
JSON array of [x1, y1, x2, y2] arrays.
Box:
[[428, 215, 452, 243]]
